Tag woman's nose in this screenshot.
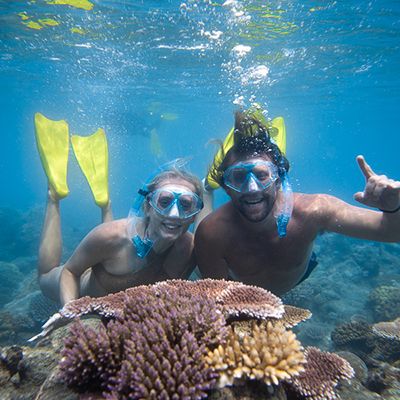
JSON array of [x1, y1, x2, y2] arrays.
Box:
[[167, 201, 180, 217]]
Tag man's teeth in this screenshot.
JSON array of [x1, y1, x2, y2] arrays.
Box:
[[245, 199, 263, 204]]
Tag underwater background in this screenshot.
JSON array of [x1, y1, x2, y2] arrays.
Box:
[[0, 0, 399, 366]]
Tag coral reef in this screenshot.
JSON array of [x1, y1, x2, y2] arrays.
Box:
[[332, 318, 400, 365], [60, 285, 227, 399], [372, 318, 400, 340], [205, 320, 305, 387], [34, 279, 285, 340], [300, 322, 330, 349], [289, 347, 354, 400], [57, 280, 353, 399], [0, 261, 23, 307], [369, 286, 400, 322], [331, 320, 372, 352], [281, 305, 312, 328]]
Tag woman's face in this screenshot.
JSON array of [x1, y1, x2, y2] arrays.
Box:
[[145, 178, 199, 241]]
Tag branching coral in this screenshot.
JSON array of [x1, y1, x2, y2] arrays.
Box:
[[289, 347, 354, 400], [205, 320, 305, 388], [59, 285, 227, 399]]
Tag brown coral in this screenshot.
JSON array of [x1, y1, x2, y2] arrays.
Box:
[[60, 285, 227, 399], [289, 347, 354, 400], [369, 285, 400, 321], [53, 279, 284, 333], [280, 305, 312, 328], [205, 320, 305, 388], [372, 318, 400, 340]]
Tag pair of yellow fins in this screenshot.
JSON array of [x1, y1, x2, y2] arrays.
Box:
[[34, 112, 109, 207]]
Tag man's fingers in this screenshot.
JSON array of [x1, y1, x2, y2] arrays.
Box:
[[356, 155, 375, 180], [353, 191, 366, 204]]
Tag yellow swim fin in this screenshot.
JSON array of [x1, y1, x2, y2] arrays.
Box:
[[206, 105, 286, 190], [71, 128, 109, 207], [34, 112, 70, 198]]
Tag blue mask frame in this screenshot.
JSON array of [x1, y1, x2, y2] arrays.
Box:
[[223, 161, 278, 193], [148, 189, 204, 219]]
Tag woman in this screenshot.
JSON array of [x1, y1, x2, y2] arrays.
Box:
[[35, 114, 203, 306], [38, 161, 204, 306]]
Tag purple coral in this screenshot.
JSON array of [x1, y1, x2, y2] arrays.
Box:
[[59, 286, 227, 399]]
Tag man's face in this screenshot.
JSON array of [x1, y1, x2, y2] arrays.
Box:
[[224, 156, 279, 223]]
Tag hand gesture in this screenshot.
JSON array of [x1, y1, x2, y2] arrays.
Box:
[[354, 155, 400, 212]]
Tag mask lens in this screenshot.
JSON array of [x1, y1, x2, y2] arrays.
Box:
[[252, 163, 274, 186], [153, 190, 175, 211], [178, 193, 196, 213], [150, 189, 203, 218], [229, 168, 248, 187]]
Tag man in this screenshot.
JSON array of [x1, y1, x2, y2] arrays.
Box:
[[195, 108, 400, 295]]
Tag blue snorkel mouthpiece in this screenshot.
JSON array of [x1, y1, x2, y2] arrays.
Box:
[[132, 235, 153, 259]]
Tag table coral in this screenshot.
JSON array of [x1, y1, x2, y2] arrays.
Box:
[[289, 347, 354, 400], [59, 279, 284, 323]]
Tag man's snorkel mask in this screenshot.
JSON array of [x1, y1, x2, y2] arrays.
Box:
[[128, 159, 200, 258], [206, 104, 293, 238]]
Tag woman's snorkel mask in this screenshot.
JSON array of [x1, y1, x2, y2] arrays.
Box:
[[127, 159, 203, 258]]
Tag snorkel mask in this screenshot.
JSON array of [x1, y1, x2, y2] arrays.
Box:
[[223, 160, 279, 193], [148, 189, 203, 219], [127, 159, 202, 258]]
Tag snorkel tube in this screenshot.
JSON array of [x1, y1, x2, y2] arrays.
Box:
[[275, 167, 293, 238], [127, 159, 189, 258]]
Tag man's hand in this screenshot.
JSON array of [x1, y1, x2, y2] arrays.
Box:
[[354, 155, 400, 212]]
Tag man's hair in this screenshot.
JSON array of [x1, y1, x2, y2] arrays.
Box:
[[209, 111, 290, 187]]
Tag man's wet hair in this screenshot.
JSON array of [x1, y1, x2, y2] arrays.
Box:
[[209, 110, 290, 187]]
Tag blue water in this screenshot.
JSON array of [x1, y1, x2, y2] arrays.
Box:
[[1, 0, 399, 227], [0, 0, 399, 337]]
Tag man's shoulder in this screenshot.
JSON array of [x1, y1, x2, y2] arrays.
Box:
[[196, 203, 234, 240], [292, 192, 341, 225]]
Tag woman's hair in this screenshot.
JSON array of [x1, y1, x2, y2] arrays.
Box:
[[146, 168, 202, 198], [208, 110, 290, 187]]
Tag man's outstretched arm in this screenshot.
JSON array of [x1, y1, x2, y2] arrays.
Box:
[[320, 155, 400, 242]]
